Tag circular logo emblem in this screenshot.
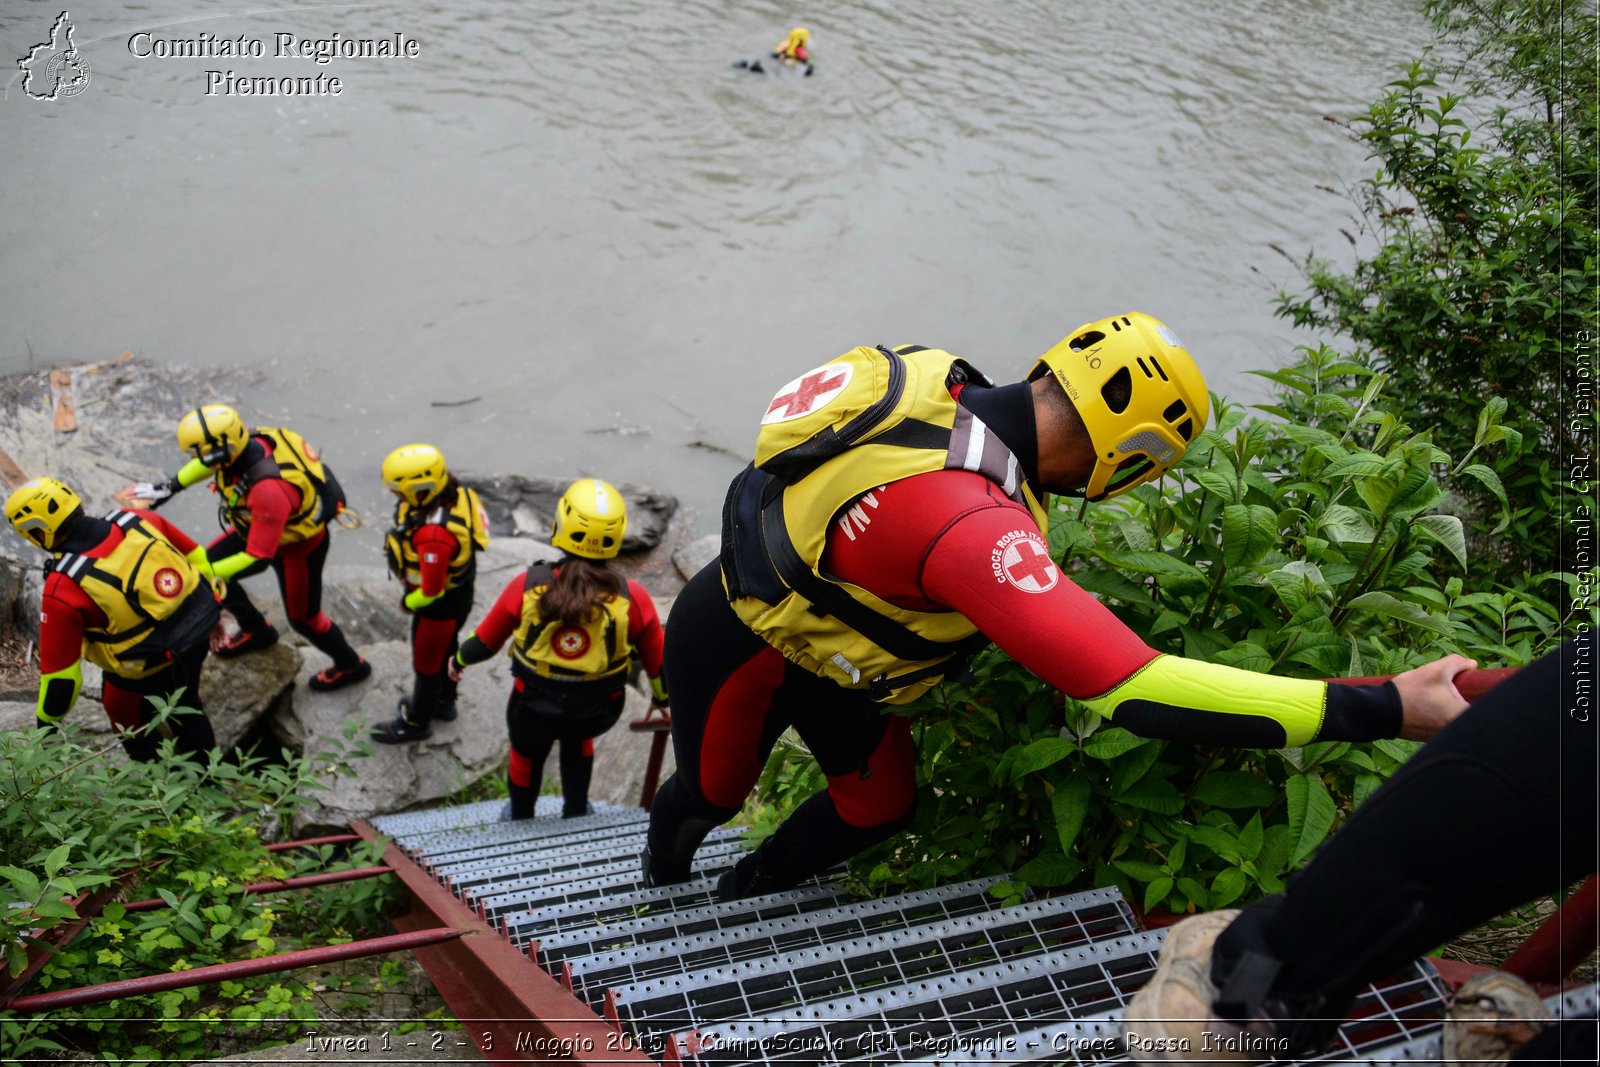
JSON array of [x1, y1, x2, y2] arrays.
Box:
[[552, 627, 591, 660], [761, 363, 853, 425], [991, 531, 1059, 593], [45, 50, 92, 98], [152, 567, 185, 598]]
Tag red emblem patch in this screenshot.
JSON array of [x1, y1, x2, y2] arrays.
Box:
[[761, 364, 854, 425], [553, 627, 591, 660], [990, 531, 1059, 593], [152, 567, 185, 598]]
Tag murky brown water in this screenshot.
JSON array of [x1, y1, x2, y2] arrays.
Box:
[[1, 0, 1436, 549]]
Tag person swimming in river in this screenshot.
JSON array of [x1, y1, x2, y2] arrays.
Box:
[[734, 27, 814, 76]]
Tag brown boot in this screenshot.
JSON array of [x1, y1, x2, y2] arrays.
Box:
[[1443, 971, 1552, 1066], [1122, 910, 1282, 1063]]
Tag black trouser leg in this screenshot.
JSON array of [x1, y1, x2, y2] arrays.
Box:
[[210, 531, 272, 633], [646, 563, 780, 881], [1214, 633, 1599, 1052], [558, 734, 594, 816]]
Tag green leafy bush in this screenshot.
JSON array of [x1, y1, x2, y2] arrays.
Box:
[[0, 704, 403, 1064], [747, 345, 1580, 917], [1277, 1, 1598, 580]]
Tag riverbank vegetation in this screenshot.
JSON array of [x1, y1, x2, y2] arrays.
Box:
[[0, 711, 417, 1063]]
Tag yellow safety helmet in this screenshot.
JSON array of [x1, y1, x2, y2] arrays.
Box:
[[4, 477, 84, 550], [790, 27, 811, 44], [382, 443, 449, 507], [1028, 311, 1209, 501], [176, 404, 250, 468], [551, 478, 627, 560]]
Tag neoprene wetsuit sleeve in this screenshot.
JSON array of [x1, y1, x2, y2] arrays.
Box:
[[455, 632, 494, 667], [37, 661, 83, 725], [175, 457, 211, 488], [1081, 655, 1401, 747]]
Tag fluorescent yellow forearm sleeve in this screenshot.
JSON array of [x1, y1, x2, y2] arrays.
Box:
[[404, 588, 442, 612], [209, 550, 261, 582], [1083, 654, 1328, 748], [650, 674, 669, 703], [176, 457, 212, 488], [185, 545, 217, 579], [37, 661, 84, 724]]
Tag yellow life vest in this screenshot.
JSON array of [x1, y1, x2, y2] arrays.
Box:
[[383, 485, 489, 590], [53, 511, 221, 680], [216, 427, 338, 545], [722, 344, 1049, 703], [509, 563, 635, 684]]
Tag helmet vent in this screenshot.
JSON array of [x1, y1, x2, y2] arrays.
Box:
[[1135, 357, 1153, 379], [1069, 330, 1105, 352], [1148, 355, 1170, 382], [1101, 367, 1132, 414], [1163, 400, 1187, 422], [47, 500, 58, 514], [1177, 418, 1194, 441]]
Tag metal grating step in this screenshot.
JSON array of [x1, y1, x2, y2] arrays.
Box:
[[611, 888, 1138, 1051], [557, 878, 1061, 1000], [373, 802, 1589, 1067], [508, 873, 853, 948], [670, 930, 1164, 1064]]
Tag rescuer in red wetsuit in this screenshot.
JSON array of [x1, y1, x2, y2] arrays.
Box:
[[370, 443, 489, 743], [6, 477, 220, 761], [451, 479, 668, 819], [131, 404, 370, 692], [643, 312, 1475, 899]]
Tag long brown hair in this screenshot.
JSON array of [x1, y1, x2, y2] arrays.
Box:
[[538, 557, 625, 628]]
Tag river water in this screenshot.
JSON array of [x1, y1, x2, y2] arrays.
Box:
[[1, 0, 1437, 543]]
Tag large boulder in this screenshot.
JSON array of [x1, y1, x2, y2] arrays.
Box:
[[270, 641, 509, 833], [201, 642, 304, 749], [462, 473, 677, 553], [672, 534, 720, 582]]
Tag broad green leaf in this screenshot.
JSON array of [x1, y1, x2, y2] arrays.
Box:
[[1318, 504, 1377, 544], [1212, 868, 1249, 908], [1414, 514, 1468, 568], [1286, 774, 1338, 867], [43, 843, 70, 878], [1345, 591, 1455, 636], [1222, 504, 1279, 566], [1109, 742, 1163, 794], [1010, 737, 1076, 780], [1325, 452, 1391, 478], [1144, 876, 1175, 915], [1118, 778, 1185, 815], [1016, 850, 1084, 888], [1192, 771, 1279, 810], [1051, 775, 1093, 856], [1113, 859, 1168, 883], [0, 865, 41, 902], [1081, 728, 1149, 760]]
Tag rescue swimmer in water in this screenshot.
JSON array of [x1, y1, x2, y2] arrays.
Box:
[[733, 26, 814, 76]]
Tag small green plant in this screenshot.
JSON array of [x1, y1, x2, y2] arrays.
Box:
[[0, 705, 405, 1062]]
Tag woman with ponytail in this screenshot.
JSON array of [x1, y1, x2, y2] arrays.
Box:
[[451, 479, 668, 819]]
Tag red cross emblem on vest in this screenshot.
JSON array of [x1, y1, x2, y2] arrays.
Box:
[[1000, 533, 1059, 593], [761, 363, 854, 425]]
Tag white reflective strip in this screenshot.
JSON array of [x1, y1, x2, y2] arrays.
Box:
[[1003, 453, 1019, 497], [592, 481, 612, 515], [64, 555, 90, 579], [830, 652, 862, 684], [962, 419, 986, 473]]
